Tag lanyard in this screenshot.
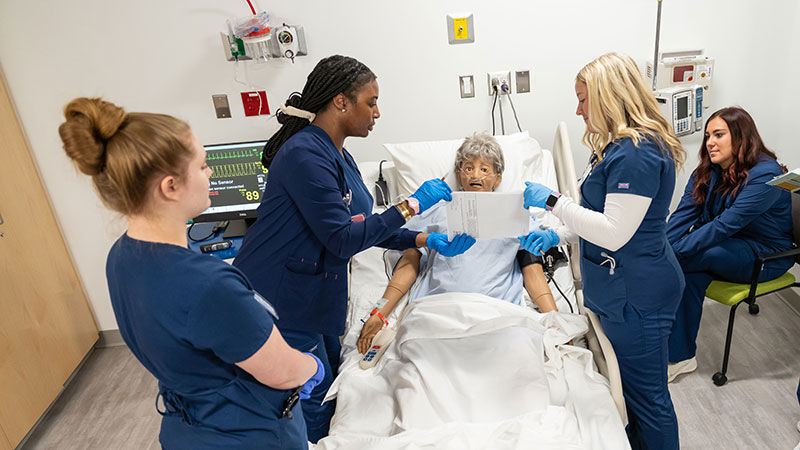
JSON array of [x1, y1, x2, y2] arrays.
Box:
[[577, 153, 602, 188]]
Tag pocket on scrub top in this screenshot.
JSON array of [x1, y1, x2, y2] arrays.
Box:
[[285, 255, 322, 275], [280, 256, 325, 314], [581, 256, 627, 323]]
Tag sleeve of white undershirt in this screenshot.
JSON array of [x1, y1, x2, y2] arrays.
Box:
[[551, 193, 652, 251]]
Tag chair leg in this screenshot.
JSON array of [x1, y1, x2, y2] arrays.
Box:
[[747, 300, 759, 315], [713, 302, 741, 386]]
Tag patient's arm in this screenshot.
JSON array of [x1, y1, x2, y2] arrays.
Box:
[[357, 248, 422, 354], [522, 263, 557, 313]]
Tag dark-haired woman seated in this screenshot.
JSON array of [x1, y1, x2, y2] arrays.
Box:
[[233, 55, 474, 442], [666, 106, 793, 382]]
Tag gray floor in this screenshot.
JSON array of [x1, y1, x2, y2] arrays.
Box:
[[21, 293, 800, 449]]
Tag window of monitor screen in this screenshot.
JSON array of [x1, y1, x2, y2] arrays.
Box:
[[193, 141, 268, 222], [677, 96, 688, 119]]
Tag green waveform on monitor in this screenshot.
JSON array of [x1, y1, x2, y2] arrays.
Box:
[[210, 161, 266, 178], [206, 147, 263, 161]]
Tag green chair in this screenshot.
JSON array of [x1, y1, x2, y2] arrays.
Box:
[[705, 194, 800, 386]]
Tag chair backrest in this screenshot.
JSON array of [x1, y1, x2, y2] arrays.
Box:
[[791, 194, 800, 261]]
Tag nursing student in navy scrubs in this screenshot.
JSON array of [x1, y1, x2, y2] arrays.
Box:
[[519, 53, 687, 449], [58, 98, 324, 449], [665, 107, 793, 382], [233, 55, 474, 442]]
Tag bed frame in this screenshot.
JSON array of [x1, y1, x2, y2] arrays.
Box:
[[552, 122, 626, 421], [349, 123, 626, 422]]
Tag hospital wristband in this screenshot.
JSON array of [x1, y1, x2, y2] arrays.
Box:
[[370, 308, 389, 326]]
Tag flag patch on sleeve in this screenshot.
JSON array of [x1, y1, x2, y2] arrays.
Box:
[[618, 183, 630, 189]]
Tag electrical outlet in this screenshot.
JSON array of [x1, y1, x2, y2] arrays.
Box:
[[241, 91, 270, 117], [487, 71, 511, 96]]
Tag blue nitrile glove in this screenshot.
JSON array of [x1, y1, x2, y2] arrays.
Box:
[[299, 353, 325, 400], [523, 181, 554, 209], [518, 229, 560, 255], [426, 232, 476, 257], [410, 178, 453, 213]]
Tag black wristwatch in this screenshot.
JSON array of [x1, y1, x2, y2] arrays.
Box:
[[545, 192, 562, 211]]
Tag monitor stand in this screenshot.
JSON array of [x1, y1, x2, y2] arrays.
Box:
[[222, 218, 256, 239]]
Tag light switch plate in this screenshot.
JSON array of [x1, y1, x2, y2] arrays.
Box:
[[515, 70, 531, 93], [212, 94, 231, 118], [459, 75, 475, 98]]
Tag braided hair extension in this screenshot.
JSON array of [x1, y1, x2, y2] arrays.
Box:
[[262, 55, 376, 168]]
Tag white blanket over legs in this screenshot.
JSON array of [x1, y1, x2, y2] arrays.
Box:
[[315, 293, 629, 450]]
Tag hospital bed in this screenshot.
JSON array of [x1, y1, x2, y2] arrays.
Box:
[[313, 125, 627, 449]]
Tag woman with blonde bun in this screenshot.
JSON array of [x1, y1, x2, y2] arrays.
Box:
[[59, 97, 324, 449], [518, 53, 686, 449]]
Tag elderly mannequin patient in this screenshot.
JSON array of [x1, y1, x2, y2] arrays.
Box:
[[357, 133, 560, 353]]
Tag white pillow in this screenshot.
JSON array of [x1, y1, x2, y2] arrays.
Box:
[[383, 131, 544, 197]]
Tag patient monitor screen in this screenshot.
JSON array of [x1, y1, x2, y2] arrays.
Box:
[[199, 141, 268, 219]]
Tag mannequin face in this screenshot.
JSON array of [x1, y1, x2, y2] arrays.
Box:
[[457, 156, 502, 192]]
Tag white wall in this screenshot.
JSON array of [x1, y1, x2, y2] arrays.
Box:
[[1, 0, 798, 330]]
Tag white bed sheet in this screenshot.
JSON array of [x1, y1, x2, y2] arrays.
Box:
[[316, 157, 628, 449], [316, 293, 628, 450]]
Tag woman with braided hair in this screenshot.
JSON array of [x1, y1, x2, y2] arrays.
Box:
[[233, 55, 473, 442]]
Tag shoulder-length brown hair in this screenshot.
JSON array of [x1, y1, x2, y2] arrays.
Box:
[[692, 107, 782, 204]]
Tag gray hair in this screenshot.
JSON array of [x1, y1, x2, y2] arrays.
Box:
[[454, 133, 505, 176]]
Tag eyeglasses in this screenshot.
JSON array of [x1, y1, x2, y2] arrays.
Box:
[[458, 167, 497, 182]]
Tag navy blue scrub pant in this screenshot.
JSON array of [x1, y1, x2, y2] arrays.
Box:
[[281, 329, 341, 444], [668, 238, 789, 363], [601, 303, 679, 450]]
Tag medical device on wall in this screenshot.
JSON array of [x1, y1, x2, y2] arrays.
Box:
[[646, 50, 714, 91], [275, 24, 301, 62], [220, 11, 307, 63], [193, 140, 268, 237], [647, 2, 713, 136], [654, 85, 704, 137]]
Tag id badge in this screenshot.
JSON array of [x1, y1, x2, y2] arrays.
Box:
[[343, 189, 352, 208]]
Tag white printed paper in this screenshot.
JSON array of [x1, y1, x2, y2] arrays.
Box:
[[446, 191, 530, 240]]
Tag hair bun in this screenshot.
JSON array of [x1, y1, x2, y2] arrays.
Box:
[[285, 92, 303, 108], [58, 97, 126, 175], [276, 92, 305, 125]]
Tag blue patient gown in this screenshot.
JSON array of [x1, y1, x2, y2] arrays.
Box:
[[107, 234, 306, 450], [579, 137, 684, 450], [404, 202, 525, 305]]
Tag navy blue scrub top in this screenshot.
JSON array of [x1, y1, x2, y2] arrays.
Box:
[[107, 234, 306, 449], [234, 125, 418, 336], [579, 136, 684, 322], [667, 156, 793, 272]]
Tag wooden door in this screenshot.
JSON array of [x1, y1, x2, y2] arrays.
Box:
[[0, 68, 98, 447], [0, 424, 11, 450]]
